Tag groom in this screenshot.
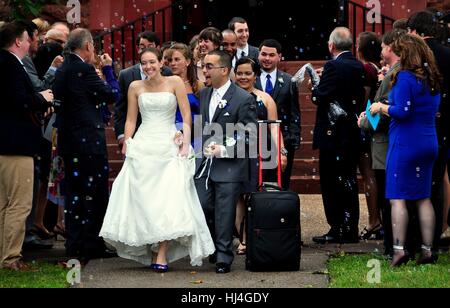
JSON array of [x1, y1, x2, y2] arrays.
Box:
[[195, 50, 257, 274]]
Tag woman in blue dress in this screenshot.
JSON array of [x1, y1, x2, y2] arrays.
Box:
[[165, 43, 204, 151], [370, 34, 441, 267]]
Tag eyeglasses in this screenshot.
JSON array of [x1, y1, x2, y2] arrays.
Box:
[[201, 63, 225, 70]]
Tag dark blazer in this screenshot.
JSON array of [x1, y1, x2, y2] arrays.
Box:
[[256, 70, 301, 147], [33, 42, 63, 80], [0, 50, 48, 157], [311, 51, 365, 151], [196, 83, 257, 183], [114, 63, 172, 139], [53, 54, 115, 155], [426, 38, 450, 147], [248, 44, 260, 61]]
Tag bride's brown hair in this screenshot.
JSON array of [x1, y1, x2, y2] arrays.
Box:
[[139, 47, 162, 62]]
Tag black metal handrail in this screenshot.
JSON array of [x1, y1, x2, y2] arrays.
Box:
[[339, 0, 395, 53], [94, 0, 183, 70]]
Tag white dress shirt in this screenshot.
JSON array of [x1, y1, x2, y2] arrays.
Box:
[[260, 69, 278, 93], [209, 80, 232, 122], [237, 45, 250, 60]]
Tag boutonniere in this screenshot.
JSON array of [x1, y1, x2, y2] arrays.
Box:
[[225, 136, 237, 147], [218, 99, 228, 109], [278, 77, 284, 85]]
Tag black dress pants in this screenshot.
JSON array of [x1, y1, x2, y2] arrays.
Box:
[[63, 154, 109, 260], [319, 148, 360, 236]]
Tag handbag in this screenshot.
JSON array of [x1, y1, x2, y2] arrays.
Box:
[[328, 100, 347, 126]]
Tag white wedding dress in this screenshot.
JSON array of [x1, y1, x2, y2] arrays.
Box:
[[100, 92, 215, 267]]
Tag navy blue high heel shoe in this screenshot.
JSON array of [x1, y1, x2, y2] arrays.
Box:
[[151, 264, 169, 273]]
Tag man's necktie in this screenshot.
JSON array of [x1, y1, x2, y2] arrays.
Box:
[[209, 90, 221, 122], [265, 75, 274, 95], [241, 50, 246, 59]]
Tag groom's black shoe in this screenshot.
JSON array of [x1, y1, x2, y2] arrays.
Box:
[[89, 249, 118, 260], [216, 263, 231, 274], [209, 253, 217, 264], [312, 232, 339, 244]]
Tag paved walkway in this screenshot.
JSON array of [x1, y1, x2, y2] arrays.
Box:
[[23, 195, 386, 288]]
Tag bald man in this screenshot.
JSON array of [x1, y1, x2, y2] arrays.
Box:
[[44, 29, 67, 47], [222, 29, 238, 69]]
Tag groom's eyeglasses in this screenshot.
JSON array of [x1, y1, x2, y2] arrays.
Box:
[[201, 63, 225, 70]]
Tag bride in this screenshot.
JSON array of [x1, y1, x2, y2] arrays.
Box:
[[100, 47, 215, 272]]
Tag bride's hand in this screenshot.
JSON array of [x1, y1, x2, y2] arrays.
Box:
[[121, 140, 127, 156], [179, 144, 189, 158]]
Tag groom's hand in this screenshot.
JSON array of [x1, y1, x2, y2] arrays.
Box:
[[204, 145, 223, 158]]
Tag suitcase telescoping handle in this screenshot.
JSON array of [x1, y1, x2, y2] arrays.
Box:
[[257, 120, 283, 190]]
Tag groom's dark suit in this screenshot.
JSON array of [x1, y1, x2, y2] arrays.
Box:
[[195, 82, 257, 268]]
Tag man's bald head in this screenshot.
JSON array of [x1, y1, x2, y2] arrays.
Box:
[[51, 22, 70, 40], [44, 29, 67, 46]]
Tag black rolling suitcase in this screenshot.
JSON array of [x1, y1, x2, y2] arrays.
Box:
[[245, 120, 301, 272]]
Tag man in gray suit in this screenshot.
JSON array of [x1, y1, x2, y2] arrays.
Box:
[[195, 50, 257, 274], [114, 31, 171, 149]]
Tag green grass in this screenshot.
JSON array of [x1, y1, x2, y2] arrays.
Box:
[[0, 262, 69, 288], [328, 252, 450, 288]]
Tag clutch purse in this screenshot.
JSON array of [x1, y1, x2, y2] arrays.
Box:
[[328, 101, 347, 126]]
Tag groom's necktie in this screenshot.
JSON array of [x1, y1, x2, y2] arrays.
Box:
[[265, 75, 274, 95], [209, 90, 221, 123]]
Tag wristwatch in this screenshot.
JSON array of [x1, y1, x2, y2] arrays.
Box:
[[281, 147, 288, 157]]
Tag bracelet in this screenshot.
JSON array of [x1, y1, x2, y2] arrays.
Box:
[[281, 148, 288, 156]]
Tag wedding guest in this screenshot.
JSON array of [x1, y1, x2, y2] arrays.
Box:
[[189, 34, 201, 65], [0, 21, 53, 270], [196, 27, 222, 82], [165, 43, 204, 149], [221, 29, 238, 69], [100, 48, 215, 271], [233, 57, 287, 255], [359, 29, 406, 256], [50, 22, 70, 41], [370, 34, 441, 267], [311, 27, 365, 244], [228, 17, 259, 60], [53, 28, 118, 264], [356, 31, 383, 240], [256, 39, 301, 190], [19, 20, 63, 246], [408, 10, 450, 255], [32, 17, 50, 43], [33, 30, 65, 80]]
